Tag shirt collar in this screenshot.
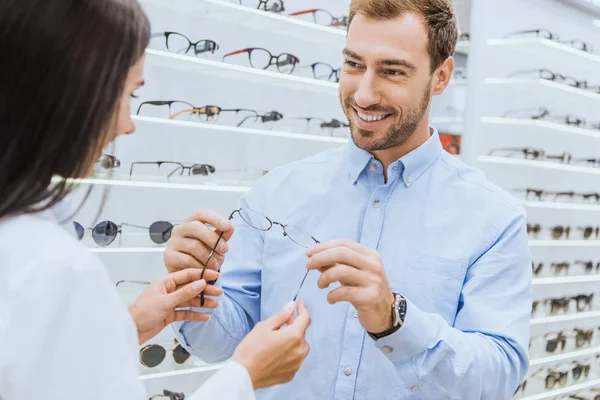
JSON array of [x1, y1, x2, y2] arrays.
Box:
[[344, 127, 443, 186], [398, 127, 443, 187]]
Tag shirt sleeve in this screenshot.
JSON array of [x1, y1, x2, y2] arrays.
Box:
[[173, 182, 267, 363], [372, 210, 531, 400], [188, 362, 255, 400], [0, 251, 146, 400]]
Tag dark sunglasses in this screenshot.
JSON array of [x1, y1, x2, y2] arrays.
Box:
[[572, 362, 591, 381], [151, 31, 219, 56], [201, 207, 319, 306], [140, 341, 190, 368], [288, 8, 348, 28], [222, 47, 299, 74], [73, 220, 173, 246], [149, 390, 185, 400], [576, 260, 600, 273], [544, 331, 567, 353], [97, 154, 121, 170]]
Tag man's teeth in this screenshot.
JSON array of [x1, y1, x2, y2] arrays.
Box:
[[358, 112, 387, 122]]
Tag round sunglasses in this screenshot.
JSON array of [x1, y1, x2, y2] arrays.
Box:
[[140, 342, 190, 368], [73, 220, 173, 247]]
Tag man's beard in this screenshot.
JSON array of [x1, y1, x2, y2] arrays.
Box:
[[343, 80, 432, 152]]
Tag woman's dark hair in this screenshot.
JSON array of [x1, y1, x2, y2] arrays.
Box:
[[0, 0, 150, 220]]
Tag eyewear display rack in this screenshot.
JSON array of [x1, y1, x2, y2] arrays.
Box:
[[67, 0, 470, 397], [461, 0, 600, 399]]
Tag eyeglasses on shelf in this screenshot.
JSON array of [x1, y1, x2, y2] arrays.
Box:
[[222, 47, 299, 74], [149, 389, 185, 400], [151, 31, 219, 57], [73, 220, 173, 247], [288, 8, 348, 28]]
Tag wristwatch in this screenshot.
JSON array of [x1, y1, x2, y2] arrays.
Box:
[[368, 292, 407, 340]]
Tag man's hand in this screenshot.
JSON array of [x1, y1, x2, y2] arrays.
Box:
[[164, 209, 234, 274], [306, 239, 394, 334], [129, 268, 223, 344]]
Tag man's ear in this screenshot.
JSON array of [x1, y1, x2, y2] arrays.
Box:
[[432, 57, 455, 96]]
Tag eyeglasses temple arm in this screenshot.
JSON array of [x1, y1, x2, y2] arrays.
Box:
[[200, 210, 238, 306], [288, 8, 318, 16], [292, 239, 319, 302]]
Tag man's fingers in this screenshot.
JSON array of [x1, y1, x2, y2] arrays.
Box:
[[168, 237, 221, 270], [178, 296, 219, 309], [164, 250, 204, 273], [172, 222, 229, 258], [200, 284, 223, 297], [172, 310, 211, 323], [306, 239, 378, 258], [167, 280, 206, 307], [182, 209, 235, 242], [288, 301, 311, 333], [307, 247, 370, 272], [326, 285, 356, 305], [317, 264, 366, 289]]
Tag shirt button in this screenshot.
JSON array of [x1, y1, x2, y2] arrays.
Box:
[[406, 176, 412, 183], [383, 346, 393, 353], [373, 200, 381, 208], [353, 311, 358, 318], [369, 164, 377, 171], [344, 367, 352, 376], [410, 385, 418, 391]]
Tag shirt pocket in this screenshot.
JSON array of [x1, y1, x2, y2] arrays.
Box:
[[390, 252, 467, 324]]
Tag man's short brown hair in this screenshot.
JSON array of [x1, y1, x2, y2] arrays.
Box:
[[348, 0, 459, 73]]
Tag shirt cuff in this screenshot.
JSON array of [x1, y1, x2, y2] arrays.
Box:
[[372, 296, 437, 364]]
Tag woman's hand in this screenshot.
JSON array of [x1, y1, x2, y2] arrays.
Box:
[[128, 268, 223, 344], [232, 301, 312, 390]]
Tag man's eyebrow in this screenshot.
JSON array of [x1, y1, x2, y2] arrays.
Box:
[[376, 58, 417, 70], [342, 48, 363, 61], [343, 48, 417, 70]]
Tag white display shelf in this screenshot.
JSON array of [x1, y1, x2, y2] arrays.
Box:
[[431, 116, 464, 125], [521, 200, 600, 212], [533, 275, 600, 285], [455, 40, 470, 55], [89, 247, 166, 254], [485, 78, 600, 117], [142, 0, 346, 46], [478, 156, 600, 176], [482, 117, 600, 140], [519, 378, 600, 400], [530, 346, 600, 368], [528, 240, 600, 248], [66, 177, 252, 193], [488, 37, 600, 76], [132, 115, 349, 144], [140, 363, 225, 381], [145, 49, 339, 94], [531, 310, 600, 326]]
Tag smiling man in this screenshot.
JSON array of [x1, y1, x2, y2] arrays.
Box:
[[165, 0, 532, 399]]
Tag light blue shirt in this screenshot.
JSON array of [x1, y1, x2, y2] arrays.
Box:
[[175, 128, 531, 400]]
